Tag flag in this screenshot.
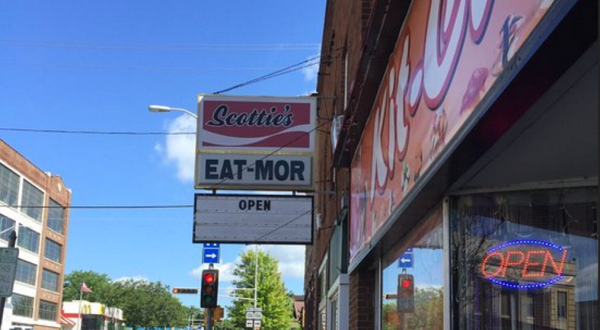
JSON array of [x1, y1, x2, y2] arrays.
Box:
[[80, 282, 92, 294]]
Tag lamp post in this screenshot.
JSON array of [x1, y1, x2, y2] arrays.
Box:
[[148, 105, 198, 119]]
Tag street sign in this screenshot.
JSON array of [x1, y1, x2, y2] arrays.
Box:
[[203, 243, 220, 248], [245, 312, 254, 319], [245, 320, 253, 328], [203, 248, 220, 264], [398, 252, 413, 268], [194, 194, 313, 244], [253, 320, 261, 328], [0, 248, 19, 297]]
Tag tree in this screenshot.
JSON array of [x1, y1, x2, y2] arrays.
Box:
[[227, 249, 294, 330], [63, 271, 189, 329], [106, 279, 188, 329], [63, 270, 113, 303]]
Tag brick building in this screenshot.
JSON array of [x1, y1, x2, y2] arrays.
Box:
[[305, 0, 597, 329], [0, 140, 71, 330]]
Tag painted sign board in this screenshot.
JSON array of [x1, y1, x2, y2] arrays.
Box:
[[193, 194, 313, 244], [196, 153, 312, 189], [196, 94, 316, 191], [349, 0, 565, 263], [0, 248, 19, 297], [202, 247, 220, 264]]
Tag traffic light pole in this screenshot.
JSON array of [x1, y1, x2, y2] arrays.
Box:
[[205, 263, 214, 330], [0, 231, 17, 328]]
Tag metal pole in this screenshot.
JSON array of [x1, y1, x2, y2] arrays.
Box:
[[206, 308, 212, 330], [0, 231, 16, 328], [254, 245, 258, 309]]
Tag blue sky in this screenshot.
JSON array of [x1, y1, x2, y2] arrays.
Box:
[[0, 0, 325, 308]]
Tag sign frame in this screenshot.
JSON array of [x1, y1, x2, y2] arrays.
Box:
[[195, 94, 318, 191], [0, 247, 19, 297], [193, 193, 314, 245]]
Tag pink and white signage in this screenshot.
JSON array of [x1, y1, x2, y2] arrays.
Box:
[[196, 95, 316, 190], [350, 0, 559, 262], [198, 95, 316, 153]]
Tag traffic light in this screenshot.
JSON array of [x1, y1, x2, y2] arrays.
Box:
[[172, 288, 199, 294], [200, 269, 219, 308], [397, 274, 414, 312]]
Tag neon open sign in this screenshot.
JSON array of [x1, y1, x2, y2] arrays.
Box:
[[480, 239, 568, 289]]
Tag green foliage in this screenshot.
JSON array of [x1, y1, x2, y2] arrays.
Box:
[[227, 249, 294, 330], [63, 271, 191, 329], [63, 270, 113, 302]]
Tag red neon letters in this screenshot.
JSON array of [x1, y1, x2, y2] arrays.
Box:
[[481, 247, 568, 279]]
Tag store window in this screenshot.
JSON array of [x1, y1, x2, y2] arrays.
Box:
[[17, 225, 40, 254], [42, 269, 60, 292], [15, 259, 37, 285], [451, 187, 598, 330], [0, 215, 15, 241], [45, 239, 62, 263], [21, 181, 43, 222], [0, 163, 19, 207], [38, 300, 58, 320], [381, 206, 444, 330], [47, 199, 65, 234], [12, 293, 34, 317]]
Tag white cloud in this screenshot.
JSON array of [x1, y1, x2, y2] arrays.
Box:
[[262, 245, 306, 279], [154, 115, 196, 183]]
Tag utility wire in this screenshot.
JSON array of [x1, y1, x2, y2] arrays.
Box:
[[0, 204, 192, 209], [0, 39, 320, 51], [0, 127, 194, 136], [213, 46, 343, 94]]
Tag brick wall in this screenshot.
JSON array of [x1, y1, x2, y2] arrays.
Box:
[[349, 268, 376, 330]]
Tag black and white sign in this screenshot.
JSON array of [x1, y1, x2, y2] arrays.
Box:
[[196, 153, 313, 190], [0, 248, 19, 297], [193, 194, 313, 244]]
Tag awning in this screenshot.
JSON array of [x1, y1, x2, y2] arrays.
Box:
[[60, 312, 76, 326]]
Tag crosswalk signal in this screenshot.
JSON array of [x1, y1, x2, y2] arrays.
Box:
[[201, 269, 219, 308], [397, 274, 414, 312], [172, 288, 199, 294]]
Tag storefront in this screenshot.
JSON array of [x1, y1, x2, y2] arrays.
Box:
[[309, 0, 597, 329]]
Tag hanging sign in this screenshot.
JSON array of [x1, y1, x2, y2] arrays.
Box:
[[196, 94, 316, 191]]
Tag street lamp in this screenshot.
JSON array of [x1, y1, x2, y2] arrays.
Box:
[[148, 105, 197, 119]]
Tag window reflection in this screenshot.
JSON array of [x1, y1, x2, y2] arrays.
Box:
[[382, 207, 444, 330], [452, 187, 597, 330]]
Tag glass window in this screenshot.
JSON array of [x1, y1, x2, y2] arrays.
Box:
[[41, 269, 60, 292], [38, 300, 58, 321], [47, 199, 65, 234], [0, 215, 15, 241], [17, 225, 40, 253], [44, 239, 62, 263], [21, 180, 43, 222], [451, 187, 597, 330], [0, 163, 19, 207], [12, 293, 34, 317], [381, 206, 444, 330], [15, 259, 37, 285]]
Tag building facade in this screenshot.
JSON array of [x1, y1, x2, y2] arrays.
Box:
[[0, 140, 71, 330], [305, 0, 597, 330]]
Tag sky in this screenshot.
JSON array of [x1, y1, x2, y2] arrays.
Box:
[[0, 0, 326, 308]]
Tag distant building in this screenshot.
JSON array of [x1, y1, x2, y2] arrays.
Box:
[[0, 140, 71, 330], [62, 301, 124, 330]]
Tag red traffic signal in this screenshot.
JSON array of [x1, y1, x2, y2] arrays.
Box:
[[201, 269, 219, 308], [397, 274, 414, 312], [173, 288, 199, 294]]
